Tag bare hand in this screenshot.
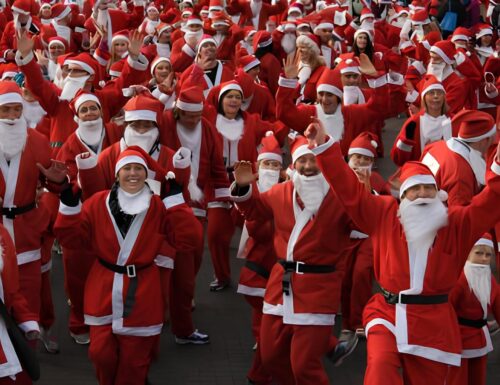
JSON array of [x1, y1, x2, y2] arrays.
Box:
[[282, 52, 300, 79], [358, 53, 377, 76], [408, 104, 419, 116], [186, 35, 199, 49], [158, 72, 175, 94], [128, 29, 144, 60], [35, 49, 48, 67], [304, 117, 326, 147], [353, 168, 372, 192], [16, 30, 35, 58], [37, 160, 68, 184], [233, 161, 256, 187]]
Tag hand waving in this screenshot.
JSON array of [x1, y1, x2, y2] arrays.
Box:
[[128, 29, 144, 60], [282, 52, 300, 79], [16, 30, 35, 59], [37, 160, 68, 184], [304, 117, 326, 147], [233, 161, 256, 187], [358, 53, 377, 77]]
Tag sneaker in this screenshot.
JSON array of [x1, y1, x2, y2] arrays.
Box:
[[355, 328, 366, 339], [328, 333, 359, 367], [209, 279, 229, 292], [175, 329, 210, 345], [488, 320, 500, 336], [39, 327, 60, 354], [70, 332, 90, 345]]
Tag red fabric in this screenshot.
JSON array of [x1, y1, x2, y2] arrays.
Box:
[[447, 356, 487, 385], [207, 207, 235, 283], [39, 271, 55, 330], [228, 0, 287, 31]]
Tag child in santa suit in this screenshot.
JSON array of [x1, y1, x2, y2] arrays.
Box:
[[448, 234, 500, 385]]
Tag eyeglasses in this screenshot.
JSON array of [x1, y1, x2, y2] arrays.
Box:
[[79, 105, 100, 113]]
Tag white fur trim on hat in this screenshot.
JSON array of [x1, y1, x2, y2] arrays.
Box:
[[219, 83, 243, 101], [296, 34, 320, 55], [474, 237, 494, 249], [212, 20, 229, 27], [115, 155, 147, 175], [354, 29, 372, 42], [316, 84, 343, 99], [0, 92, 23, 105], [109, 69, 122, 77], [65, 59, 95, 75], [257, 37, 273, 48], [11, 6, 30, 15], [348, 147, 375, 158], [458, 125, 497, 143], [476, 28, 493, 39], [112, 35, 130, 44], [399, 174, 436, 198], [288, 6, 302, 14], [429, 46, 454, 65], [1, 72, 18, 80], [292, 144, 314, 163], [243, 58, 260, 72], [124, 109, 157, 122], [54, 6, 71, 20], [451, 34, 469, 42], [48, 40, 66, 48], [197, 37, 217, 53], [422, 83, 445, 97], [75, 94, 101, 112], [186, 18, 203, 27], [150, 57, 170, 75], [257, 152, 282, 162], [313, 22, 334, 34], [175, 99, 203, 112]]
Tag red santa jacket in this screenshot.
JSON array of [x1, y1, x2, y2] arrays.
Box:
[[255, 52, 281, 97], [228, 0, 287, 31], [0, 17, 42, 61], [450, 272, 500, 358], [178, 61, 234, 97], [170, 36, 197, 73], [314, 138, 500, 366]]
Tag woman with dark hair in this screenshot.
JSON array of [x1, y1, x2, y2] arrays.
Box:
[[205, 80, 286, 291], [351, 29, 387, 73], [148, 57, 176, 110]]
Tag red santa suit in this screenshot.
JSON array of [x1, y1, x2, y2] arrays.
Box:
[[179, 59, 234, 98], [0, 15, 41, 62], [313, 136, 500, 385], [228, 0, 287, 31], [232, 137, 353, 385], [0, 224, 39, 385]]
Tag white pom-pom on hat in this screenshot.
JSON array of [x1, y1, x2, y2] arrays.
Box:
[[165, 171, 176, 180], [371, 140, 378, 148], [437, 190, 448, 202]]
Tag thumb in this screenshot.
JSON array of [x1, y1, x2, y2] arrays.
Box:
[[36, 162, 47, 173]]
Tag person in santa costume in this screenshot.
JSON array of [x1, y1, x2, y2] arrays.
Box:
[[251, 30, 281, 96], [170, 15, 205, 73], [276, 55, 389, 155], [138, 3, 161, 36], [205, 11, 244, 68], [49, 3, 82, 52], [421, 110, 497, 207], [38, 2, 52, 25], [391, 75, 456, 167], [230, 135, 358, 384], [0, 223, 40, 385], [236, 131, 283, 385], [44, 36, 68, 82], [313, 19, 337, 69], [205, 80, 286, 291], [447, 234, 500, 385], [148, 56, 177, 110], [474, 24, 495, 67], [228, 0, 287, 31], [54, 146, 176, 385], [305, 117, 500, 385], [107, 30, 130, 70]]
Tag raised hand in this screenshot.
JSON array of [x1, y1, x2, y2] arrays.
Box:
[[233, 161, 256, 187], [358, 53, 377, 77], [158, 72, 175, 94], [128, 29, 144, 60], [16, 30, 35, 58], [304, 117, 326, 147], [282, 52, 300, 79], [353, 167, 372, 192], [35, 49, 49, 67], [37, 160, 68, 184]]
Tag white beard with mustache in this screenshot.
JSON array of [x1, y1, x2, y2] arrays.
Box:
[[293, 172, 330, 214], [258, 168, 280, 192], [124, 125, 159, 153], [348, 158, 372, 174], [60, 75, 90, 101], [0, 118, 28, 160], [464, 261, 491, 318], [281, 33, 297, 54], [23, 101, 46, 128], [96, 9, 109, 29], [399, 197, 448, 243], [76, 117, 104, 147], [183, 30, 203, 44]]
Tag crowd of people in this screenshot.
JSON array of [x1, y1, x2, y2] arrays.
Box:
[[0, 0, 499, 383]]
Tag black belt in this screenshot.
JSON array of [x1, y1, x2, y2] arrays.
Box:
[[278, 260, 335, 296], [98, 258, 151, 318], [458, 317, 487, 328], [244, 260, 270, 279], [380, 286, 448, 305], [2, 202, 36, 220]]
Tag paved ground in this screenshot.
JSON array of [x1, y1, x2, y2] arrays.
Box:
[[36, 117, 500, 384]]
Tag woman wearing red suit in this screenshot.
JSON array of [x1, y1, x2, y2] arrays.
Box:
[[294, 33, 326, 104]]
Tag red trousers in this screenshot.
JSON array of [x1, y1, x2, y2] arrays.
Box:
[[447, 356, 487, 385], [62, 247, 94, 335], [18, 261, 41, 320], [206, 207, 236, 283], [39, 270, 55, 330], [0, 372, 31, 384], [260, 314, 337, 385], [341, 239, 374, 331], [88, 325, 159, 385], [365, 325, 450, 385]]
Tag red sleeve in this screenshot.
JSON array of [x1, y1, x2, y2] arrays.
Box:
[[275, 78, 316, 133], [390, 115, 420, 167]]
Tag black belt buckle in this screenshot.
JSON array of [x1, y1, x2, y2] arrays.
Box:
[[3, 207, 15, 220], [126, 265, 136, 278]]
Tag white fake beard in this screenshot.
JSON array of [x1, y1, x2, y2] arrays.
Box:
[[297, 64, 312, 86], [343, 85, 361, 105], [348, 158, 372, 174], [76, 117, 103, 147], [145, 19, 160, 35], [0, 118, 28, 160], [258, 168, 280, 192], [23, 101, 46, 128], [60, 75, 90, 101], [281, 33, 297, 54], [293, 172, 330, 214], [52, 22, 72, 43], [427, 62, 447, 82], [360, 20, 374, 31], [124, 125, 159, 153], [117, 186, 152, 215], [399, 197, 448, 244], [464, 261, 491, 318], [96, 9, 109, 29], [391, 17, 406, 28], [183, 30, 203, 43]]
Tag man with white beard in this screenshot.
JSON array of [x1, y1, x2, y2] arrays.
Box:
[[447, 235, 500, 385], [227, 0, 287, 31], [16, 29, 149, 155], [279, 22, 298, 58], [421, 110, 496, 207], [170, 16, 205, 73], [231, 135, 357, 384], [305, 118, 500, 385]]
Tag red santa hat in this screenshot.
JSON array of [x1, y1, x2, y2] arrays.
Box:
[[258, 131, 282, 163], [208, 0, 224, 12], [409, 0, 426, 11], [475, 23, 493, 39], [252, 31, 273, 52], [281, 20, 297, 32], [150, 56, 170, 75], [0, 63, 20, 80], [411, 10, 430, 25], [348, 132, 379, 158], [421, 75, 445, 98], [211, 14, 230, 27], [40, 2, 52, 10], [238, 55, 260, 72], [451, 27, 472, 43], [200, 6, 209, 16], [115, 145, 164, 177], [69, 90, 101, 115], [146, 3, 159, 13], [185, 15, 202, 27], [430, 40, 456, 65], [112, 30, 130, 44], [399, 161, 437, 199], [474, 233, 494, 249], [156, 23, 172, 36], [218, 81, 243, 102], [390, 5, 409, 21], [313, 19, 334, 35], [48, 36, 68, 51], [360, 8, 375, 22], [182, 8, 194, 18], [123, 94, 163, 123], [336, 56, 361, 74], [11, 0, 32, 15], [421, 31, 442, 51], [235, 69, 256, 99], [51, 3, 71, 20], [176, 86, 204, 112], [354, 28, 373, 43], [0, 81, 24, 105], [317, 68, 343, 99], [296, 33, 321, 55], [197, 34, 217, 54], [291, 135, 314, 164], [109, 60, 125, 78], [296, 21, 311, 31], [65, 53, 98, 75], [454, 110, 496, 143], [288, 2, 304, 16]]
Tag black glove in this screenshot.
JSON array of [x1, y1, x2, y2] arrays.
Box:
[[60, 185, 82, 207], [166, 178, 183, 197], [405, 121, 417, 140]]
